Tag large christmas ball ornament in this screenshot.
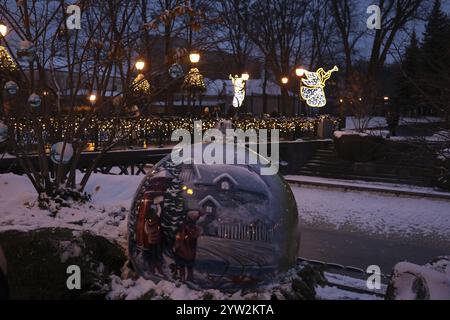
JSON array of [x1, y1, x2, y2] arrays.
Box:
[[4, 81, 19, 95], [50, 142, 74, 164], [169, 63, 184, 79], [0, 122, 8, 143], [28, 93, 42, 108], [128, 143, 299, 290], [17, 40, 36, 63]]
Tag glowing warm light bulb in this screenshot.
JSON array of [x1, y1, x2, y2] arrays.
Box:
[[241, 72, 250, 81], [281, 77, 289, 84], [89, 94, 97, 103], [0, 23, 7, 37], [189, 52, 200, 64], [135, 60, 145, 71], [295, 67, 305, 77]]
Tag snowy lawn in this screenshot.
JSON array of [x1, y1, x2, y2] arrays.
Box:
[[0, 172, 142, 243], [2, 172, 448, 300], [2, 172, 450, 244], [292, 184, 450, 241]]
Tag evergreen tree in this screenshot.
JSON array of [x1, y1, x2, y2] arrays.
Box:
[[421, 0, 450, 117], [394, 31, 422, 115]]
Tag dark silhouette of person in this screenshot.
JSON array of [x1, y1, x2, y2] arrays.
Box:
[[387, 108, 400, 137]]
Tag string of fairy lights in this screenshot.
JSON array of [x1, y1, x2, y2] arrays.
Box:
[[9, 115, 339, 148]]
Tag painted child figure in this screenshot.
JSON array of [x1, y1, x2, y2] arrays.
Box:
[[173, 210, 202, 282], [144, 195, 165, 275]]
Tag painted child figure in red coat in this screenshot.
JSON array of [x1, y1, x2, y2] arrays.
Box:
[[173, 210, 202, 282]]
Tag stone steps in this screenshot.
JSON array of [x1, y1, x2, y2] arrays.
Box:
[[298, 142, 438, 187]]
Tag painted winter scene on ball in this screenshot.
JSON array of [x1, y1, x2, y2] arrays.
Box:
[[128, 156, 298, 289], [1, 0, 450, 304]]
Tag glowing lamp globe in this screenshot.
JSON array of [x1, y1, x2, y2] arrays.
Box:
[[135, 60, 145, 71], [281, 77, 289, 84], [189, 52, 200, 64], [241, 72, 250, 81], [128, 143, 300, 290], [89, 94, 97, 103], [0, 23, 7, 37], [295, 68, 305, 77]]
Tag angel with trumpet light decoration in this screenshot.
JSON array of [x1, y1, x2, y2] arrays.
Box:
[[300, 66, 338, 108]]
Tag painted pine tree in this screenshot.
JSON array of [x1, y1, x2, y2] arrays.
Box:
[[160, 161, 186, 254]]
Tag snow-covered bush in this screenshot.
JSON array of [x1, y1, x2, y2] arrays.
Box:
[[386, 257, 450, 300]]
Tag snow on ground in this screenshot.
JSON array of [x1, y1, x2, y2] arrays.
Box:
[[344, 116, 443, 130], [315, 285, 380, 300], [0, 172, 142, 243], [107, 276, 273, 300], [291, 183, 450, 240], [1, 172, 449, 299], [1, 172, 450, 244], [286, 175, 450, 198]]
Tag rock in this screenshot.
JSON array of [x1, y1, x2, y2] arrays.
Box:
[[0, 228, 126, 299]]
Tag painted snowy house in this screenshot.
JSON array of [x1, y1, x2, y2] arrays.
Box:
[[180, 163, 275, 242]]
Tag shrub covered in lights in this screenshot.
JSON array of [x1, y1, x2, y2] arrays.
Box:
[[132, 74, 152, 95], [0, 46, 17, 72], [8, 115, 339, 149], [182, 67, 206, 94]]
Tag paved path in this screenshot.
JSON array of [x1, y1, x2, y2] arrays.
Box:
[[299, 225, 450, 275]]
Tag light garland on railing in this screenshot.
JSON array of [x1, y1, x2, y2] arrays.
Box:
[[8, 115, 339, 147]]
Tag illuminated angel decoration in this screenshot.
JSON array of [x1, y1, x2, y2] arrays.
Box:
[[300, 66, 338, 108], [230, 74, 246, 108]]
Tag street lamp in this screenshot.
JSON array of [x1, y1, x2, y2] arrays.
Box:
[[189, 51, 200, 64], [0, 22, 8, 116], [241, 72, 250, 81], [89, 94, 97, 104], [281, 77, 289, 85], [295, 67, 305, 77], [295, 67, 306, 115], [384, 96, 390, 101], [0, 22, 7, 38], [135, 60, 145, 71]]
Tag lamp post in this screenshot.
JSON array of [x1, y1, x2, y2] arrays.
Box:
[[280, 77, 289, 116], [0, 22, 7, 117], [189, 51, 200, 114], [295, 67, 306, 116], [241, 72, 249, 113]]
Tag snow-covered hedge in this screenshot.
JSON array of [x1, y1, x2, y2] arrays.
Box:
[[386, 257, 450, 300]]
